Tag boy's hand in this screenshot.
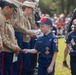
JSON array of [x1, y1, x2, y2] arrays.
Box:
[[69, 47, 73, 52], [47, 65, 53, 73], [21, 49, 28, 54]]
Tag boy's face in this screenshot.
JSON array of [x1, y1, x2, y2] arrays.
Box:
[[40, 24, 51, 34], [71, 26, 76, 32]]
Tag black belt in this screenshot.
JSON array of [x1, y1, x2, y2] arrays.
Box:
[[40, 57, 52, 60]]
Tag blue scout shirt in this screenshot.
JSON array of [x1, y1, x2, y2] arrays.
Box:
[[35, 32, 58, 59], [66, 31, 76, 56]]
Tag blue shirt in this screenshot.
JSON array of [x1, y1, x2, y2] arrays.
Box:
[[35, 32, 58, 59], [66, 31, 76, 56]]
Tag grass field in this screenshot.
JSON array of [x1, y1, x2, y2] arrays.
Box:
[[55, 38, 71, 75]]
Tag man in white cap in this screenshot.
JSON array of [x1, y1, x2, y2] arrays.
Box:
[[10, 0, 35, 75], [0, 0, 21, 75], [22, 1, 38, 75]]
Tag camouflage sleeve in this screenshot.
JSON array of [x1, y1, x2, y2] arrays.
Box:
[[0, 17, 17, 51], [13, 10, 30, 34], [28, 15, 38, 30]]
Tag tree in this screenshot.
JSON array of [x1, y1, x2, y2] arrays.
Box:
[[39, 0, 76, 16], [39, 0, 57, 17]]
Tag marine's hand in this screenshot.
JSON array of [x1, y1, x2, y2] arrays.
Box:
[[28, 31, 35, 37], [0, 43, 3, 51], [15, 52, 19, 56], [14, 47, 21, 53], [47, 65, 53, 73]]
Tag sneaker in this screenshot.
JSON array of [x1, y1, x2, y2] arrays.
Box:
[[63, 60, 69, 68]]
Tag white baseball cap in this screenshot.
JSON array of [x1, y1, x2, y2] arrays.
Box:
[[23, 1, 37, 8], [12, 0, 22, 7]]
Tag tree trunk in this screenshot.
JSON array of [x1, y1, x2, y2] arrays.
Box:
[[66, 0, 71, 15], [61, 0, 65, 13]]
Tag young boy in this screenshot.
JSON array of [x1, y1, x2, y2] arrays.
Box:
[[22, 17, 58, 75], [66, 19, 76, 75]]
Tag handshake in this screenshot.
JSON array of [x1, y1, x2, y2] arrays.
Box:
[[14, 47, 28, 56], [21, 49, 28, 54], [15, 47, 36, 55]]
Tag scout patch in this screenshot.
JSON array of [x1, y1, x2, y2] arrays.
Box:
[[53, 38, 57, 43], [54, 38, 58, 47], [45, 47, 50, 55]]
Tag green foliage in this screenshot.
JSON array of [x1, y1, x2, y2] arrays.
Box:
[[39, 0, 57, 17], [39, 0, 76, 16], [55, 38, 71, 75]]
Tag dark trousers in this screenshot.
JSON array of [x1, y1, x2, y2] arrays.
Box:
[[22, 38, 37, 75], [1, 52, 13, 75], [38, 65, 54, 75], [29, 38, 37, 75], [22, 42, 31, 75], [12, 32, 23, 75], [70, 56, 76, 75], [38, 59, 55, 75]]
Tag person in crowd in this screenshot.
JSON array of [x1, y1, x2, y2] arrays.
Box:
[[66, 19, 76, 75], [0, 0, 21, 75], [22, 17, 58, 75], [22, 1, 37, 75], [63, 9, 76, 68]]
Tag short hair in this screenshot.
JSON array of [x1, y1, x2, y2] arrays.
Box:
[[0, 1, 17, 10], [22, 5, 27, 11], [22, 5, 33, 11]]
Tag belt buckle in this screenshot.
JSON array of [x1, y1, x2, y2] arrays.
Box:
[[46, 58, 49, 60]]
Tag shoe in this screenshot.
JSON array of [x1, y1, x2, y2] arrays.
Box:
[[63, 60, 69, 68]]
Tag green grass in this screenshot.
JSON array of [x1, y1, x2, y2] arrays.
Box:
[[55, 38, 71, 75]]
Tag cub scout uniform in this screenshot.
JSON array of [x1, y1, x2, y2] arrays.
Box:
[[66, 19, 76, 75], [35, 17, 58, 75]]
